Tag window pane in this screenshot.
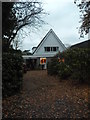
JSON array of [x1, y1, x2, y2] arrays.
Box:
[[51, 47, 53, 51], [45, 47, 59, 52], [53, 47, 56, 51], [45, 47, 50, 52], [44, 47, 47, 51], [47, 47, 50, 51], [56, 47, 59, 51]]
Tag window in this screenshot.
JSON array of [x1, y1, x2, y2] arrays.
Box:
[[51, 47, 53, 51], [44, 47, 59, 52], [56, 47, 59, 51], [40, 58, 46, 64], [45, 47, 50, 52], [53, 47, 56, 51]]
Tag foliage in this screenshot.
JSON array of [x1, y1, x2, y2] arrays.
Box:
[[2, 1, 46, 50], [47, 48, 90, 84], [58, 62, 72, 79], [2, 50, 23, 97], [47, 56, 71, 79], [2, 2, 16, 51], [72, 48, 89, 83], [22, 50, 32, 55], [74, 0, 90, 37], [47, 57, 59, 76]]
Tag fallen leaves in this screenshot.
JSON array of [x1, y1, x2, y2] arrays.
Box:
[[2, 70, 89, 119]]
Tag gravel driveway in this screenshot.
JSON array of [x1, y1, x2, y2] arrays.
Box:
[[2, 70, 89, 119]]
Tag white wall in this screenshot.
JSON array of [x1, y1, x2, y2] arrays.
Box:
[[34, 32, 65, 57]]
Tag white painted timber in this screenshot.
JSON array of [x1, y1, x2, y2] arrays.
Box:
[[33, 29, 66, 57]]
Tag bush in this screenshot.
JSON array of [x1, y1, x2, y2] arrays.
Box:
[[63, 48, 90, 83], [58, 62, 72, 79], [2, 50, 23, 97], [47, 48, 90, 84], [47, 57, 59, 76], [71, 48, 89, 83]]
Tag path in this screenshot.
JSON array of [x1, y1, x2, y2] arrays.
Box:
[[3, 70, 89, 119]]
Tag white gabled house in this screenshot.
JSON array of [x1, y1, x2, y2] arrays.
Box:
[[23, 29, 66, 69]]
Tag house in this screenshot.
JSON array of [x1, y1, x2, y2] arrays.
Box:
[[71, 39, 90, 49], [22, 29, 66, 69]]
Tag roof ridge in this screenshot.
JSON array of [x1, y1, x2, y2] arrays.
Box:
[[33, 29, 66, 54], [33, 29, 53, 54]]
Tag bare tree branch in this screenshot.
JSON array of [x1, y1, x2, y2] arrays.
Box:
[[74, 0, 90, 37], [2, 1, 47, 50]]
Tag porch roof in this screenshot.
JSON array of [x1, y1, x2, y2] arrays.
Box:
[[22, 54, 55, 59], [22, 55, 37, 59]]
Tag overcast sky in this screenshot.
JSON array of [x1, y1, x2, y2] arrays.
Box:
[[19, 0, 88, 51]]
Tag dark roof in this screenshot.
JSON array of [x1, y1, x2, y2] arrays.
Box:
[[71, 40, 90, 48]]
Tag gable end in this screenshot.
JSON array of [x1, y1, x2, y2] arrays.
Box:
[[33, 29, 66, 54]]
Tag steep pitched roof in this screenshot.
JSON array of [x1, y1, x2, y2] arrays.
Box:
[[33, 29, 66, 54]]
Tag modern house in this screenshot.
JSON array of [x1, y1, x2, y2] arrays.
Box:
[[22, 29, 66, 69]]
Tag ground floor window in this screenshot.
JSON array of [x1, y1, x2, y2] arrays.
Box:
[[40, 58, 46, 64]]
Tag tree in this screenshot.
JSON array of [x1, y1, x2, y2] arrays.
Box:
[[74, 0, 90, 37], [13, 33, 23, 50], [2, 2, 16, 51], [2, 1, 46, 51], [22, 50, 32, 55]]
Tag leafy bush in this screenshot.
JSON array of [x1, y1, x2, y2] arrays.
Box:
[[47, 57, 59, 76], [62, 48, 90, 83], [47, 56, 71, 79], [58, 62, 72, 79], [2, 50, 23, 97], [47, 48, 90, 84]]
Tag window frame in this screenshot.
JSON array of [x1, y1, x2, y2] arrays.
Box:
[[44, 47, 59, 52]]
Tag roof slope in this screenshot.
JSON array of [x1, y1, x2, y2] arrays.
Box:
[[33, 29, 66, 54], [71, 39, 90, 48]]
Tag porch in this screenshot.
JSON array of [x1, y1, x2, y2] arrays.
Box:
[[22, 55, 50, 70]]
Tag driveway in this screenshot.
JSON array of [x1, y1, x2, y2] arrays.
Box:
[[2, 70, 89, 119]]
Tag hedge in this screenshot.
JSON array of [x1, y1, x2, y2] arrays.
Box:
[[47, 57, 59, 76], [47, 48, 90, 84], [2, 50, 23, 97]]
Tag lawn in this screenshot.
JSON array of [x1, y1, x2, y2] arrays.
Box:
[[2, 70, 89, 119]]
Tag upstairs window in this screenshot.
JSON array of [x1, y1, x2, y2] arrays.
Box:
[[45, 47, 50, 52], [56, 47, 59, 51], [53, 47, 57, 51], [44, 47, 59, 52]]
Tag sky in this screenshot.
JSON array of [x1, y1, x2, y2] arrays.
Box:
[[19, 0, 88, 51]]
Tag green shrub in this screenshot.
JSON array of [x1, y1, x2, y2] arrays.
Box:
[[59, 48, 90, 83], [71, 48, 89, 83], [47, 48, 90, 84], [47, 57, 59, 75], [58, 62, 72, 79], [2, 50, 23, 97]]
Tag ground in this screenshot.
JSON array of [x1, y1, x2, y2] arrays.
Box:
[[2, 70, 89, 119]]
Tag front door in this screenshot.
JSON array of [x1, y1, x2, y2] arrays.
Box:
[[40, 58, 47, 69]]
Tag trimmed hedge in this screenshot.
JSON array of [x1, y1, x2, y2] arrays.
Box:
[[2, 50, 23, 97], [47, 48, 90, 84]]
